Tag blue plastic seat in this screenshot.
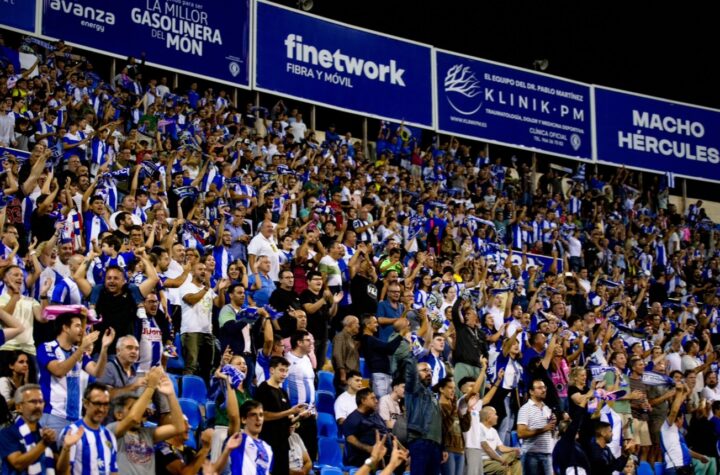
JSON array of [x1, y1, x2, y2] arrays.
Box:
[[320, 468, 343, 475], [178, 397, 203, 429], [348, 469, 360, 475], [317, 411, 338, 439], [181, 375, 208, 402], [186, 430, 197, 450], [359, 357, 370, 378], [637, 461, 654, 475], [205, 401, 216, 422], [510, 431, 519, 447], [316, 436, 343, 469], [654, 462, 665, 475], [316, 390, 336, 415], [318, 370, 335, 394], [167, 373, 180, 396], [326, 341, 333, 361], [166, 333, 184, 372]]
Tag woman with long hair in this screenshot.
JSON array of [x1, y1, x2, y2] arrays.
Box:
[[436, 377, 471, 475], [0, 350, 30, 411]]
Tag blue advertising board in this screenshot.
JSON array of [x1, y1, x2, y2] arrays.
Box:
[[594, 86, 720, 182], [41, 0, 250, 88], [0, 0, 36, 32], [435, 50, 592, 161], [254, 1, 434, 128]]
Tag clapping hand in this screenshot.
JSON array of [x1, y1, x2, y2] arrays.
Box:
[[40, 428, 56, 445], [80, 331, 100, 354], [101, 328, 116, 349], [63, 426, 85, 447]]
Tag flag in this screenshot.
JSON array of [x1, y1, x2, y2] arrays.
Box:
[[666, 171, 676, 189], [642, 371, 674, 387], [571, 163, 586, 182], [173, 186, 199, 200], [140, 160, 160, 178], [589, 366, 615, 380], [549, 164, 573, 175], [220, 365, 245, 390]]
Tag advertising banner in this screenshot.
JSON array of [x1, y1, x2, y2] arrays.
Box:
[[435, 50, 592, 161], [42, 0, 250, 87], [0, 0, 36, 32], [594, 86, 720, 182], [254, 0, 434, 128]]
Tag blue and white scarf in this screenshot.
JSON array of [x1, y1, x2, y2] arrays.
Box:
[[15, 416, 55, 475]]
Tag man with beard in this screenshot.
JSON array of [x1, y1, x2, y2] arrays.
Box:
[[38, 312, 115, 433], [75, 249, 159, 356], [402, 351, 444, 475], [0, 384, 58, 473]]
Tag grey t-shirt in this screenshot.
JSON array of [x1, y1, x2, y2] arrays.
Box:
[[107, 422, 156, 475], [97, 358, 170, 413]]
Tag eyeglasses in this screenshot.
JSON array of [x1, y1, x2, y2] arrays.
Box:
[[86, 400, 110, 408]]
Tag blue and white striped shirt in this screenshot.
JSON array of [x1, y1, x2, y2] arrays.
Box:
[[60, 421, 119, 475]]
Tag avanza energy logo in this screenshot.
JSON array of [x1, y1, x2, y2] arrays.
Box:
[[443, 64, 483, 115]]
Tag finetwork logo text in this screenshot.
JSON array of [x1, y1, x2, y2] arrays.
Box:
[[283, 34, 406, 86]]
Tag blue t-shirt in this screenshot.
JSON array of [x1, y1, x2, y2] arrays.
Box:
[[247, 274, 276, 308], [376, 301, 405, 341]]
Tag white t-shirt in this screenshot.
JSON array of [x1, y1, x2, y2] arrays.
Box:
[[702, 385, 720, 402], [478, 424, 502, 460], [285, 351, 315, 406], [247, 233, 281, 281], [163, 259, 185, 305], [487, 306, 504, 331], [458, 394, 483, 449], [665, 352, 682, 374], [178, 281, 216, 334], [567, 236, 582, 258], [289, 121, 307, 143], [334, 391, 358, 422], [681, 354, 704, 392], [0, 293, 40, 355]]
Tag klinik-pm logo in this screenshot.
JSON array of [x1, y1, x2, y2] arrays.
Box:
[[444, 64, 483, 115]]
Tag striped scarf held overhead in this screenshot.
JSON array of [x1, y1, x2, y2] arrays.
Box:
[[15, 416, 55, 475]]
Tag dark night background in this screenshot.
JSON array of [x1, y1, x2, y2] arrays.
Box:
[[298, 1, 716, 109]]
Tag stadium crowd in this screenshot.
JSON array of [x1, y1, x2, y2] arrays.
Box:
[[0, 30, 720, 475]]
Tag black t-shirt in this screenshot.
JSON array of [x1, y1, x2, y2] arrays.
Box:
[[155, 441, 196, 475], [268, 287, 301, 337], [30, 209, 57, 243], [350, 274, 378, 316], [342, 409, 390, 466], [95, 284, 141, 354], [254, 381, 291, 475], [112, 229, 131, 245], [299, 289, 331, 343]]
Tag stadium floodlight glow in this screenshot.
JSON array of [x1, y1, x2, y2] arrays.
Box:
[[297, 0, 314, 11], [533, 59, 550, 71]]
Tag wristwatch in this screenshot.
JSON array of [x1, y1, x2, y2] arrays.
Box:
[[364, 457, 376, 470]]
